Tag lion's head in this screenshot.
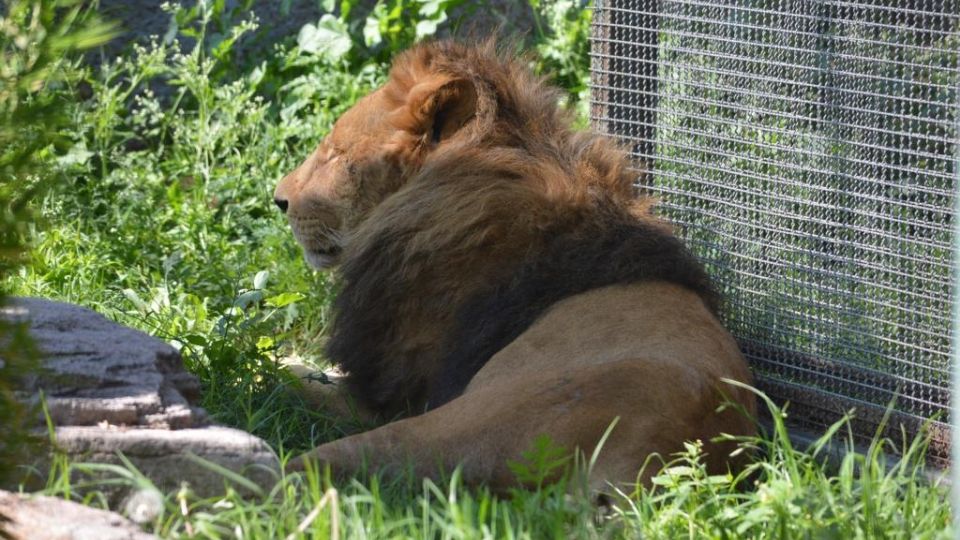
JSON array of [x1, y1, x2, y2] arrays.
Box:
[[274, 41, 711, 417], [273, 42, 501, 269]]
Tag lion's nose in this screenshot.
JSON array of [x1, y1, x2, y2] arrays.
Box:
[[274, 198, 289, 214]]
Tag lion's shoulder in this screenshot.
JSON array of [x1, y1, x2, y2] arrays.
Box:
[[425, 209, 716, 407], [328, 180, 714, 415]]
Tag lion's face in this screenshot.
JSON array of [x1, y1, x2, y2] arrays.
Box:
[[273, 89, 400, 269], [274, 66, 480, 269]]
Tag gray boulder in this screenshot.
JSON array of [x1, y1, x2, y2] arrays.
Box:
[[7, 298, 205, 430], [2, 298, 279, 499], [0, 489, 157, 540]]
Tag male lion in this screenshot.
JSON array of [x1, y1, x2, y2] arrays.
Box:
[[274, 40, 756, 491]]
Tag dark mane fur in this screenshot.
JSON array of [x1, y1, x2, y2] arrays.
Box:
[[426, 207, 716, 408], [324, 40, 717, 418]]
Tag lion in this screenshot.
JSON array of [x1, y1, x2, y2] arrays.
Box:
[[273, 40, 756, 492]]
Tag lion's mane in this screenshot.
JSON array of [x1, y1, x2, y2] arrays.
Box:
[[326, 41, 716, 417]]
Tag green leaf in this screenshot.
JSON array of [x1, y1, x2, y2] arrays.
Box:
[[162, 16, 179, 45], [256, 335, 275, 351], [419, 0, 443, 17], [233, 290, 264, 309], [265, 292, 306, 308], [339, 0, 355, 19], [122, 288, 147, 312], [56, 142, 93, 167], [662, 465, 696, 477], [253, 270, 269, 290], [181, 334, 209, 347], [507, 434, 570, 487], [415, 18, 441, 40], [363, 14, 383, 47], [297, 14, 352, 61]]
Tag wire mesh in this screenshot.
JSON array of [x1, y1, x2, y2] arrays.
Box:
[[590, 0, 960, 467]]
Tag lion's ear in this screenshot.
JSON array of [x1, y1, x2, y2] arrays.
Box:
[[405, 77, 478, 144]]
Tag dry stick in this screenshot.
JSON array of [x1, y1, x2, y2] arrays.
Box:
[[286, 487, 340, 540], [177, 484, 194, 537]]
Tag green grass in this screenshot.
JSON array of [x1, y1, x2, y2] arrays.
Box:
[[2, 0, 954, 538], [38, 392, 953, 539]]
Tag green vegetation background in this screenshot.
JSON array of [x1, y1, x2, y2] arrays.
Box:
[[0, 0, 952, 538]]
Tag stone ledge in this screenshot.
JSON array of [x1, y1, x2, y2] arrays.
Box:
[[2, 298, 280, 500], [7, 298, 205, 429], [51, 425, 280, 497], [0, 489, 157, 540]]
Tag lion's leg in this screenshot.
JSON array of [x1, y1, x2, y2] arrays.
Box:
[[283, 359, 376, 425], [289, 359, 751, 493]]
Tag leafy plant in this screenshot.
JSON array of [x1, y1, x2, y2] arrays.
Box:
[[0, 0, 114, 486], [360, 0, 470, 62], [508, 434, 572, 490], [530, 0, 592, 121], [295, 0, 470, 66], [14, 0, 359, 455]]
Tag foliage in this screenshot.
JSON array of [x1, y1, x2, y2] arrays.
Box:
[[296, 0, 471, 66], [507, 434, 572, 490], [0, 0, 114, 281], [530, 0, 592, 121], [18, 0, 362, 451], [0, 0, 114, 486]]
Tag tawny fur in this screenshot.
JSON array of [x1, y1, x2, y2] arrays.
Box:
[[274, 40, 756, 492]]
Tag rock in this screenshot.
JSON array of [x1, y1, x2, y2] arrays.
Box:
[[121, 488, 165, 525], [1, 298, 279, 499], [0, 489, 157, 540], [7, 298, 205, 430], [54, 425, 279, 497]]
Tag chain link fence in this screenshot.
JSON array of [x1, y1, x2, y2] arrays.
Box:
[[590, 0, 959, 467]]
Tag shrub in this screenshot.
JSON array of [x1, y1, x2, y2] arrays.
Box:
[[0, 0, 114, 485]]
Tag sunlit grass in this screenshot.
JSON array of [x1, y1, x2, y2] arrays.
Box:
[[37, 393, 951, 539]]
